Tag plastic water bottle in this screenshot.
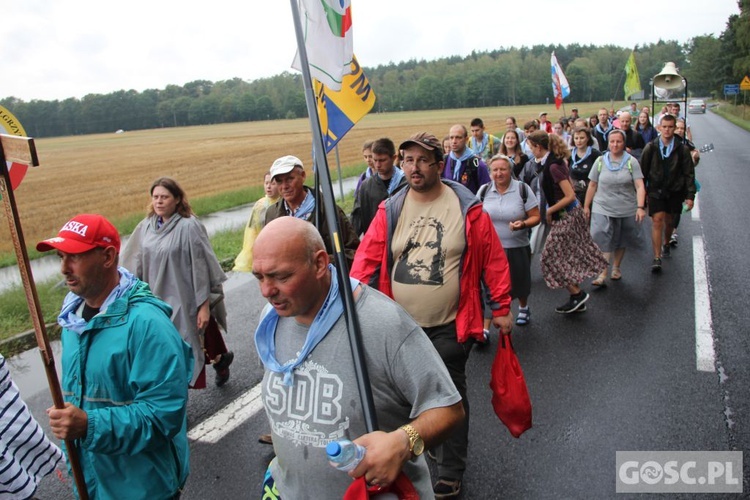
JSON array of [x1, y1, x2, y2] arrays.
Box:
[[326, 439, 366, 472]]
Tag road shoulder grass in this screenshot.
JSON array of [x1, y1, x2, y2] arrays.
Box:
[[711, 103, 750, 132]]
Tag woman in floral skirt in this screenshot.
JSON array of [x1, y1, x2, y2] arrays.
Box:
[[525, 131, 607, 314]]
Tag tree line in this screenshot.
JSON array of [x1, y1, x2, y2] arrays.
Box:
[[2, 2, 748, 139]]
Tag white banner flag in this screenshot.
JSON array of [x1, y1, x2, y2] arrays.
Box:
[[292, 0, 354, 91]]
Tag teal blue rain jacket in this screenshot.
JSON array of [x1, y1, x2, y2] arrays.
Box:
[[59, 275, 193, 499]]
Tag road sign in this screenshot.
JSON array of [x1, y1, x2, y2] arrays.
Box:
[[741, 76, 750, 91], [724, 84, 740, 95], [0, 105, 29, 191]]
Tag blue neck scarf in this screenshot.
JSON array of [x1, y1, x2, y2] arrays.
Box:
[[254, 265, 360, 386], [659, 137, 675, 159], [469, 133, 489, 156], [603, 151, 632, 172], [571, 147, 592, 168], [595, 122, 613, 139], [386, 167, 405, 195], [58, 267, 138, 335], [287, 190, 315, 220], [449, 149, 475, 181]]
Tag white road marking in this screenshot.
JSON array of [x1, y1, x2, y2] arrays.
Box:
[[188, 383, 264, 444], [692, 195, 700, 221], [693, 236, 715, 372]]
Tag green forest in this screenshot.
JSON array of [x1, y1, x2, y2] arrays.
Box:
[[2, 1, 748, 138]]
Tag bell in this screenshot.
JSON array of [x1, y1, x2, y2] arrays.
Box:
[[653, 62, 684, 90]]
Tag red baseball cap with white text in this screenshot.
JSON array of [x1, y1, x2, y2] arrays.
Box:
[[36, 214, 121, 254]]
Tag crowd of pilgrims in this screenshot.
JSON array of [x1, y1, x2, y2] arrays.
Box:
[[8, 101, 697, 500], [331, 102, 698, 325]]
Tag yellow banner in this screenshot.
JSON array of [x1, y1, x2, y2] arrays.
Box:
[[624, 51, 642, 99], [315, 55, 376, 152]]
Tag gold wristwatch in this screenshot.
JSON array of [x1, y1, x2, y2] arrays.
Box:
[[399, 424, 424, 457]]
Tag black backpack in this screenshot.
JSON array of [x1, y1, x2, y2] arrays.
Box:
[[448, 155, 481, 187]]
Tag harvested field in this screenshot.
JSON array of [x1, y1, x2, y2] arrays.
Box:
[[1, 103, 615, 258]]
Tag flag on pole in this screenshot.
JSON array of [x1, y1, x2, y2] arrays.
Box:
[[292, 0, 353, 91], [550, 52, 570, 110], [623, 51, 642, 100], [315, 55, 376, 152], [289, 0, 382, 438]]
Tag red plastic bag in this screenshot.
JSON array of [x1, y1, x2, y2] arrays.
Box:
[[343, 472, 420, 500], [490, 334, 532, 438]]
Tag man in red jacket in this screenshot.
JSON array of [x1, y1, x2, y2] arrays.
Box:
[[351, 132, 513, 499]]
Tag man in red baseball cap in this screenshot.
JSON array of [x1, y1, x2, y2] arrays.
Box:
[[36, 214, 193, 499], [37, 213, 121, 254], [36, 214, 122, 303]]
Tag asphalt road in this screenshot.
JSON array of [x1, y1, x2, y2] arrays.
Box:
[[13, 111, 749, 499]]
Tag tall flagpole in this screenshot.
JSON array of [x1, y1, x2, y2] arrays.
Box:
[[288, 0, 378, 433]]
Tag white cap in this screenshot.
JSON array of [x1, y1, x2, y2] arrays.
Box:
[[270, 155, 303, 179]]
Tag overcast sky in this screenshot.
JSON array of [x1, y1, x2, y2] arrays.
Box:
[[2, 0, 739, 102]]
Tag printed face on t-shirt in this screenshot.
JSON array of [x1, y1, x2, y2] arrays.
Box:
[[393, 215, 446, 286]]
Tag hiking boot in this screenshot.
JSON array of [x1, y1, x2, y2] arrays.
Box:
[[555, 291, 589, 314], [651, 258, 662, 273], [662, 244, 671, 258], [215, 368, 230, 387], [214, 351, 234, 371], [434, 477, 461, 499]]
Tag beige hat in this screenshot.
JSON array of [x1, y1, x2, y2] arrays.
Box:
[[269, 155, 303, 179]]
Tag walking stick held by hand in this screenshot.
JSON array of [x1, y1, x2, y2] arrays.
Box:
[[0, 134, 89, 499]]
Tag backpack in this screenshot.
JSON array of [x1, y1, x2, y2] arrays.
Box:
[[595, 156, 633, 177], [478, 181, 528, 204], [448, 155, 481, 188], [594, 156, 637, 195]]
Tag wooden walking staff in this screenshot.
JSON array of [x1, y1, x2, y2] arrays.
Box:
[[0, 134, 89, 500]]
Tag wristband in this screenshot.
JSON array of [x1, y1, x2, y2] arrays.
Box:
[[637, 206, 645, 209]]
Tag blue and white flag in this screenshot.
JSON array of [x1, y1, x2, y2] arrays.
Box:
[[550, 52, 570, 109]]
